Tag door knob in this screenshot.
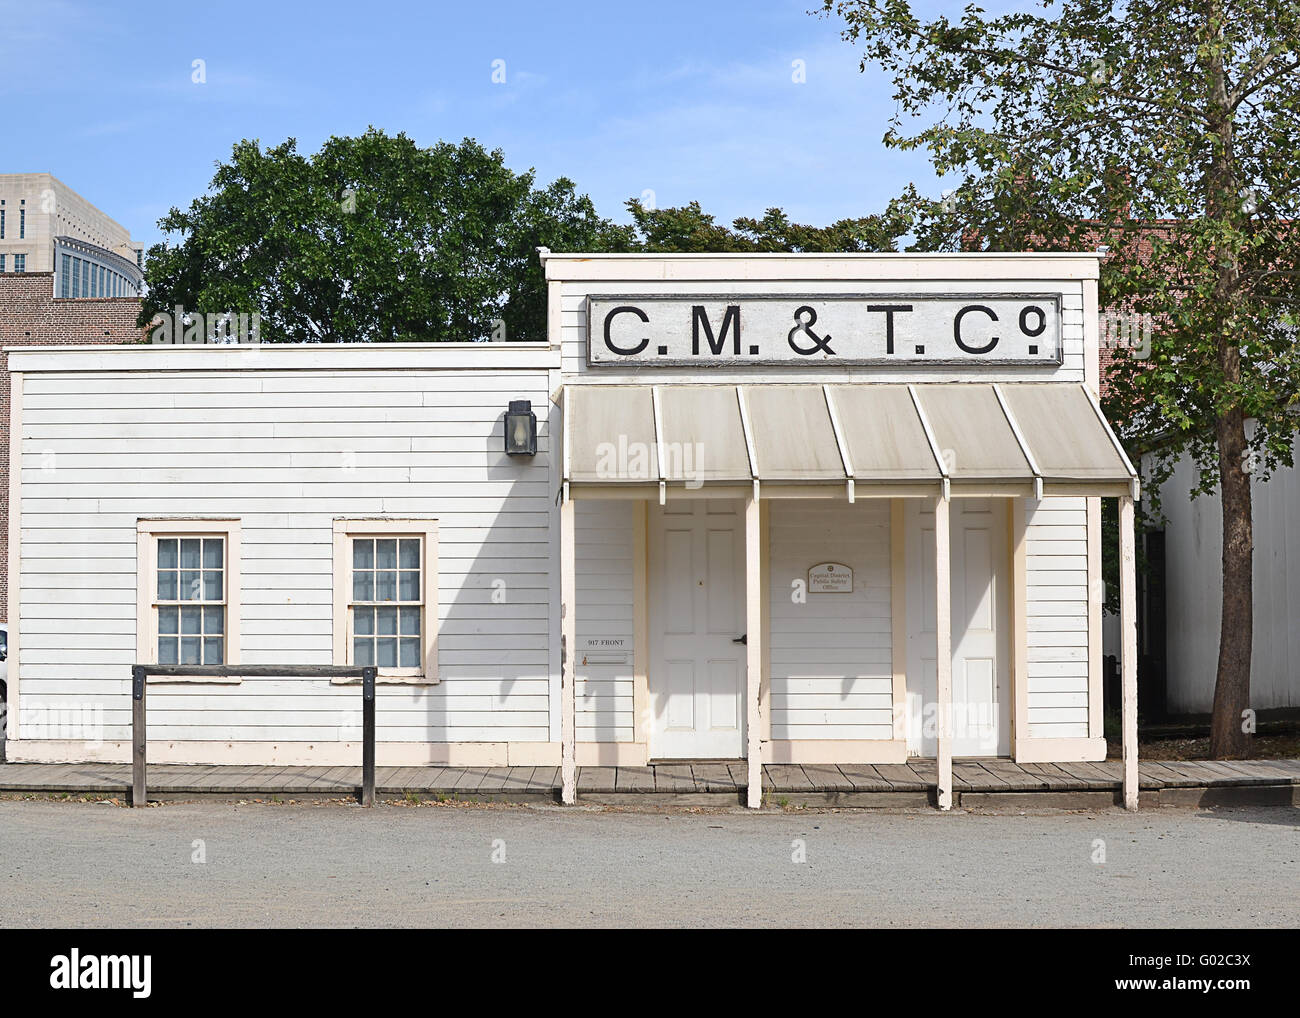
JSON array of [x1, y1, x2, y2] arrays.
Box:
[[732, 634, 747, 645]]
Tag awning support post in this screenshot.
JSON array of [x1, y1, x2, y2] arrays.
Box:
[[745, 495, 763, 808], [560, 495, 577, 805], [1120, 494, 1139, 811], [935, 495, 953, 810]]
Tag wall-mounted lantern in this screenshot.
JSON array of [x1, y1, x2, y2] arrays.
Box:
[[504, 399, 537, 457]]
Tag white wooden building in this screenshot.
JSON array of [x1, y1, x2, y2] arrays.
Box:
[[3, 252, 1144, 808], [1141, 434, 1300, 714]]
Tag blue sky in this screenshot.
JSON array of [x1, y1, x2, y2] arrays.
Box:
[[1, 0, 966, 248]]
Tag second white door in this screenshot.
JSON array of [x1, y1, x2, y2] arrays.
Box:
[[906, 498, 1011, 757]]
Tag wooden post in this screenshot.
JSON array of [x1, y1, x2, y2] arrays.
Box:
[[131, 665, 146, 807], [745, 496, 763, 809], [361, 666, 376, 807], [632, 501, 649, 754], [890, 499, 907, 740], [1120, 495, 1139, 811], [934, 496, 953, 810], [1010, 498, 1028, 758], [759, 500, 771, 745], [560, 496, 577, 805]]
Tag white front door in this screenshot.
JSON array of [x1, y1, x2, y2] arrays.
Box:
[[649, 500, 746, 758], [906, 498, 1011, 757]]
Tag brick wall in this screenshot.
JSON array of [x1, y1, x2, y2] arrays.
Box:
[[0, 272, 149, 620]]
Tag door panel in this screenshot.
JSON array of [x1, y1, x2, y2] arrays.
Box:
[[708, 658, 741, 730], [907, 499, 1011, 757], [650, 501, 746, 758], [706, 530, 736, 634], [665, 659, 696, 729], [664, 529, 694, 634]]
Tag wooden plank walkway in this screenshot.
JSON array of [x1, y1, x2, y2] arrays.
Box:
[[2, 758, 1297, 802]]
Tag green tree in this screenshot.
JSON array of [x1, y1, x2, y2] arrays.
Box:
[[824, 0, 1300, 756], [626, 198, 910, 252], [140, 129, 632, 343]]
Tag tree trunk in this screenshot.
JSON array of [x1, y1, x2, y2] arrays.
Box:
[[1200, 7, 1251, 760], [1210, 409, 1253, 758]]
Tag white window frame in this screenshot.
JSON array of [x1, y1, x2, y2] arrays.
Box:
[[332, 518, 439, 684], [137, 518, 242, 683]]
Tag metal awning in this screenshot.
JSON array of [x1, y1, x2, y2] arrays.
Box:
[[562, 382, 1137, 499]]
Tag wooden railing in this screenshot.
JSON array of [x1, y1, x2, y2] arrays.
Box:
[[130, 664, 378, 807]]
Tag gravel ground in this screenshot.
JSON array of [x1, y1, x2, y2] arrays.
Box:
[[0, 798, 1296, 928]]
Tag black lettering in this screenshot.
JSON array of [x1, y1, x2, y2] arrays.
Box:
[[954, 304, 1000, 355], [692, 305, 741, 356], [1019, 305, 1047, 337], [787, 306, 835, 355], [603, 305, 650, 356], [867, 304, 913, 355]]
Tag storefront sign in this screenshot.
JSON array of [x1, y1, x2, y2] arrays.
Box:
[[808, 562, 853, 594], [587, 294, 1062, 366]]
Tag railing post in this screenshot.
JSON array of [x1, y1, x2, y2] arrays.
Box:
[[361, 666, 376, 806], [131, 665, 147, 807]]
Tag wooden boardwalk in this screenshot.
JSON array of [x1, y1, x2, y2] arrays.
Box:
[[2, 758, 1298, 805]]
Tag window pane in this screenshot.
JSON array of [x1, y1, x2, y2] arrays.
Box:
[[203, 637, 224, 665], [375, 570, 397, 601], [398, 570, 419, 601], [158, 636, 178, 664], [202, 570, 223, 601], [354, 638, 374, 666], [352, 539, 373, 569], [399, 638, 420, 668], [353, 607, 374, 635], [352, 570, 373, 602], [157, 570, 178, 601], [180, 538, 201, 569], [375, 539, 397, 570], [375, 637, 397, 668], [202, 538, 223, 569], [399, 607, 420, 636], [399, 539, 419, 569], [180, 636, 201, 665], [376, 606, 398, 635], [179, 570, 201, 600], [181, 606, 202, 634], [203, 606, 224, 635], [158, 539, 178, 569], [158, 605, 179, 634]]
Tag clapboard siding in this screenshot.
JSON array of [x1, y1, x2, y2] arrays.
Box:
[[574, 500, 636, 742], [768, 501, 894, 740], [15, 366, 556, 746], [1024, 496, 1090, 738], [1148, 434, 1300, 712]]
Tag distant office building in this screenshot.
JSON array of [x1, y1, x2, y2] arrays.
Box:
[[0, 173, 144, 298]]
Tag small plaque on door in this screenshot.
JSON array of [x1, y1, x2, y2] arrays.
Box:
[[808, 562, 853, 594]]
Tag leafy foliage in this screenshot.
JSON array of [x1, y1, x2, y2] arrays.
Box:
[[823, 0, 1300, 482], [140, 130, 634, 343], [141, 129, 909, 344], [625, 197, 911, 253]]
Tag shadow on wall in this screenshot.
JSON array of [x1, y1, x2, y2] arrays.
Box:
[[420, 395, 555, 748]]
